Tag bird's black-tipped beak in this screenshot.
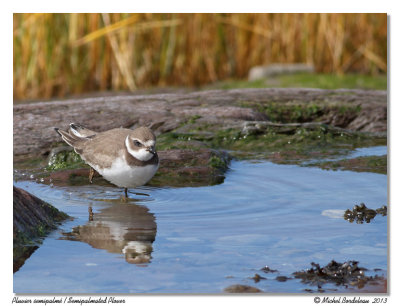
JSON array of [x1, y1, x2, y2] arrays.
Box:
[[146, 146, 156, 154]]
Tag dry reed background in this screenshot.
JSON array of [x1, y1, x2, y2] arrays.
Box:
[[13, 13, 387, 101]]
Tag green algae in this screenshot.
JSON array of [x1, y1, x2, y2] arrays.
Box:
[[14, 93, 386, 185], [149, 170, 225, 188], [156, 122, 386, 174], [15, 120, 386, 182], [159, 125, 384, 157], [46, 149, 86, 170], [306, 155, 387, 174], [149, 149, 229, 187], [240, 101, 361, 124], [209, 154, 229, 171]]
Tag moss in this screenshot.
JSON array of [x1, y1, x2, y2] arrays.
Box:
[[40, 201, 69, 222], [240, 101, 362, 124], [156, 132, 214, 151], [13, 245, 38, 273], [263, 103, 324, 123], [14, 212, 69, 245], [156, 123, 386, 172], [13, 193, 70, 272], [46, 150, 86, 170], [148, 148, 229, 187], [209, 155, 228, 171], [187, 115, 202, 124], [149, 169, 225, 187]]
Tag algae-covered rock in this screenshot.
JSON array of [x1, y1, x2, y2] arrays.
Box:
[[293, 260, 386, 292], [151, 148, 230, 187], [155, 120, 386, 173], [344, 203, 387, 224], [13, 89, 386, 159], [13, 89, 386, 180], [46, 146, 85, 170], [307, 155, 387, 174], [13, 186, 69, 272], [25, 146, 231, 188]]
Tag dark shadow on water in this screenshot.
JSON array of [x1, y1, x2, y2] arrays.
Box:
[[60, 201, 157, 265]]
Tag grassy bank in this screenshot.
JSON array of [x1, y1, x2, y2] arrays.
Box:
[[205, 73, 387, 91]]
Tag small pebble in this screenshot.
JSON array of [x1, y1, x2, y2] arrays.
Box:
[[276, 276, 290, 282], [251, 273, 266, 283]]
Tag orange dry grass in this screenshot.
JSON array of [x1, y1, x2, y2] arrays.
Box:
[[13, 13, 387, 100]]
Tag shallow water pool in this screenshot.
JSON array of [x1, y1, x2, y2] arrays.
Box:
[[13, 154, 387, 293]]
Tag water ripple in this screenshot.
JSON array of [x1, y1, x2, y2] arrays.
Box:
[[13, 147, 387, 293]]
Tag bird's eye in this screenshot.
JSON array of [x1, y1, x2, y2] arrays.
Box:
[[134, 140, 142, 147]]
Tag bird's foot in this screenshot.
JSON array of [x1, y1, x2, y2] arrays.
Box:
[[89, 167, 94, 184]]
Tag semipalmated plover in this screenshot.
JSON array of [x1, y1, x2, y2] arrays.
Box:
[[55, 123, 159, 196]]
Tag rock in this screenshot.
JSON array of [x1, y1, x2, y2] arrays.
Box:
[[248, 63, 315, 80], [46, 168, 97, 186], [13, 89, 386, 180], [13, 88, 387, 159], [251, 273, 266, 283], [26, 147, 231, 188], [154, 148, 230, 187], [224, 284, 263, 293], [13, 186, 69, 272], [307, 155, 387, 175], [344, 203, 387, 224], [275, 276, 291, 282], [261, 266, 278, 273]]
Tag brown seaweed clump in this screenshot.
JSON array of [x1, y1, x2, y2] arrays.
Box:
[[293, 260, 384, 290], [344, 203, 387, 224]]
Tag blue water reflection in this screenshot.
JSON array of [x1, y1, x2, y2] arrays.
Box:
[[14, 156, 387, 293]]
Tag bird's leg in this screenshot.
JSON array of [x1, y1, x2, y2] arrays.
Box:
[[124, 188, 128, 197], [88, 206, 94, 222], [89, 167, 94, 184]]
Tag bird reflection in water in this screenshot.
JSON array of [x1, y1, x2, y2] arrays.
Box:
[[61, 200, 157, 265]]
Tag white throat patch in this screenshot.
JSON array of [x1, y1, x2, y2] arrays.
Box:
[[125, 136, 154, 161]]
